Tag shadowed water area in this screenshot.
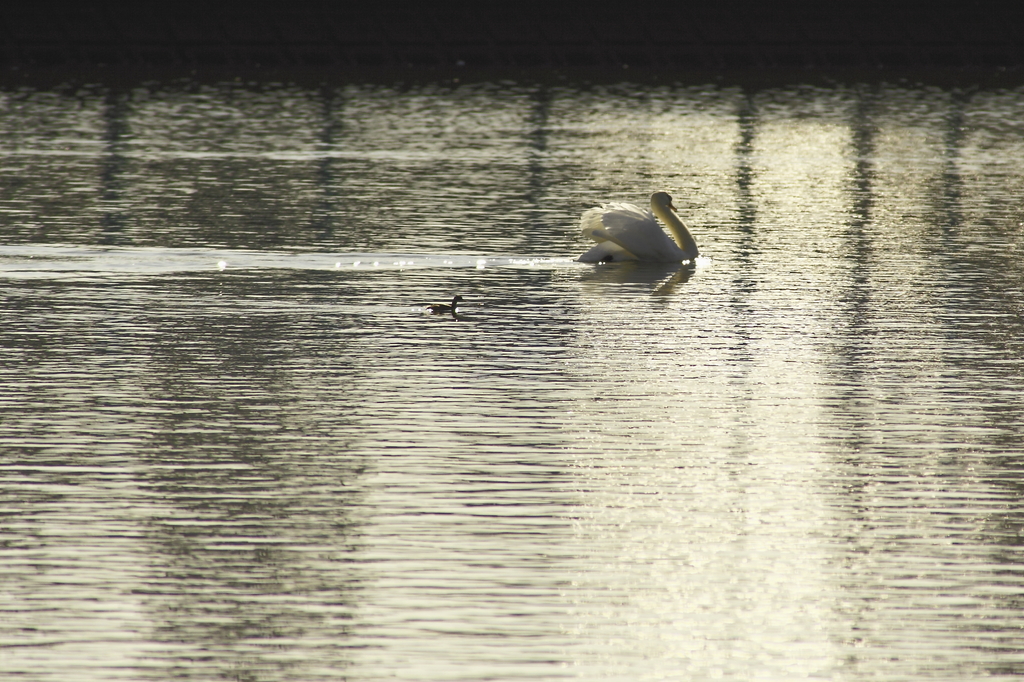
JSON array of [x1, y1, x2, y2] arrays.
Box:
[[2, 79, 1024, 681]]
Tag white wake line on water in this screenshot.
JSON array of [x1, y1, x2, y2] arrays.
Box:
[[0, 244, 579, 278], [0, 148, 545, 163]]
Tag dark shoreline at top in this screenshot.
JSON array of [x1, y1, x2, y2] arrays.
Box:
[[4, 0, 1023, 90], [3, 65, 1023, 91]]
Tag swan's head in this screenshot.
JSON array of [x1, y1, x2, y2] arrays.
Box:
[[651, 192, 676, 212]]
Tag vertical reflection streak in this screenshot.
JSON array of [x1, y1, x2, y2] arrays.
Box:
[[313, 85, 343, 243], [732, 95, 758, 287], [939, 89, 970, 236], [524, 84, 550, 218], [727, 89, 759, 426], [832, 84, 879, 454], [734, 90, 758, 235], [99, 88, 128, 245]]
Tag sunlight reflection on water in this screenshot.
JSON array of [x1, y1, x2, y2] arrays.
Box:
[[2, 78, 1024, 681]]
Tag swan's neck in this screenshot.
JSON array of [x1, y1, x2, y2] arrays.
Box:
[[653, 204, 699, 260]]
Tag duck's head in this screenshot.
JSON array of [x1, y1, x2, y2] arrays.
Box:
[[452, 295, 464, 304]]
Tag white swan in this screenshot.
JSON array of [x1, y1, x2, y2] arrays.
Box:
[[577, 192, 699, 263]]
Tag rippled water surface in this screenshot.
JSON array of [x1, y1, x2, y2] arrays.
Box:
[[3, 79, 1024, 681]]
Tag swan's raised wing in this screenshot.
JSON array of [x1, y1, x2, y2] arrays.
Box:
[[579, 202, 684, 262], [581, 202, 652, 240]]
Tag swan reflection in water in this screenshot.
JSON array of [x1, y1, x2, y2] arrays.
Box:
[[578, 261, 695, 296], [578, 192, 699, 264]]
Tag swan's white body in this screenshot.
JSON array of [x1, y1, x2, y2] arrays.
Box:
[[577, 192, 699, 263]]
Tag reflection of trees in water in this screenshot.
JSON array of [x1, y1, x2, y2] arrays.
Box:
[[724, 89, 760, 367], [932, 90, 1024, 446], [0, 86, 108, 242], [520, 84, 555, 254], [99, 90, 129, 245], [310, 84, 342, 244], [832, 88, 1024, 660], [828, 84, 879, 455], [827, 86, 1024, 422]]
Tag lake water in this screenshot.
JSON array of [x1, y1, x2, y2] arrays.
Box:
[[2, 78, 1024, 681]]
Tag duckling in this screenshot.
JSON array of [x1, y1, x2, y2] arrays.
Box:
[[426, 295, 464, 314]]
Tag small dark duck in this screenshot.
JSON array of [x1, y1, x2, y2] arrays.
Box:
[[426, 295, 464, 314]]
